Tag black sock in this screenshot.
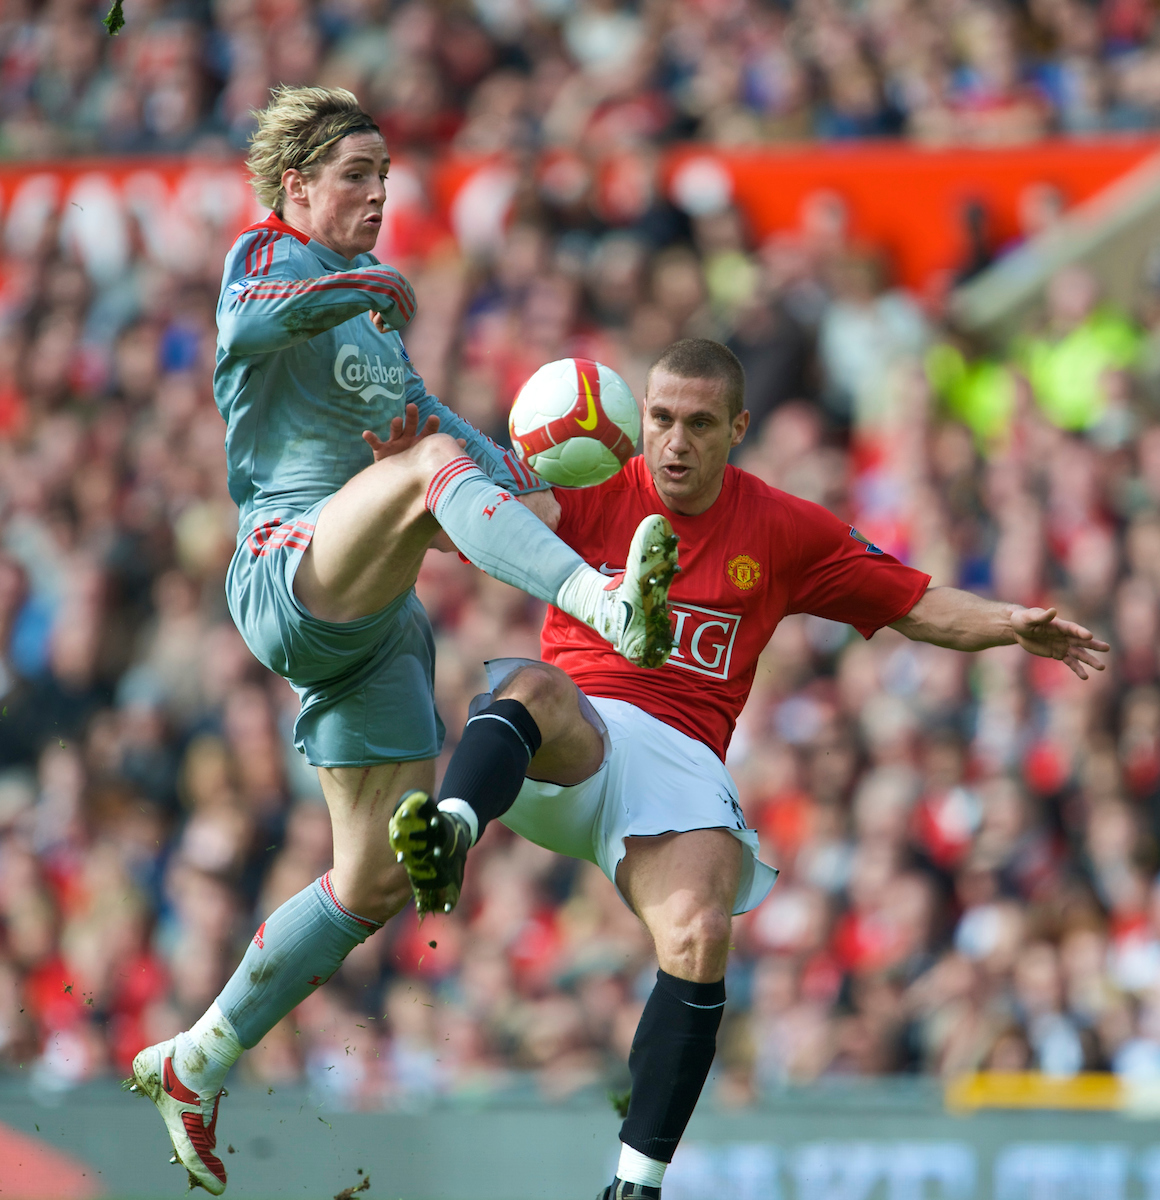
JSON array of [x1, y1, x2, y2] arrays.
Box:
[[619, 969, 725, 1163], [438, 698, 542, 838]]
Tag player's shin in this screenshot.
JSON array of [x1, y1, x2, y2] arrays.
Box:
[[215, 872, 383, 1057], [427, 460, 681, 672], [425, 457, 588, 603], [616, 970, 726, 1186], [438, 699, 542, 840], [128, 874, 384, 1195], [424, 458, 657, 656]]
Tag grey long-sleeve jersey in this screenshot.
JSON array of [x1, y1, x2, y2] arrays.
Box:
[[214, 214, 542, 543]]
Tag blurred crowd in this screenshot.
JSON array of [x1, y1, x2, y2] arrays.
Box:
[[2, 158, 1160, 1107], [3, 0, 1160, 1105], [7, 0, 1160, 161]]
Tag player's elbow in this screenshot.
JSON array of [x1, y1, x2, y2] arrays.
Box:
[[889, 612, 922, 642], [890, 589, 971, 650], [217, 313, 252, 357], [218, 309, 279, 357]]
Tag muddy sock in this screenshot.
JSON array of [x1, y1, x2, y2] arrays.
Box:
[[216, 873, 382, 1050], [173, 1002, 243, 1105]]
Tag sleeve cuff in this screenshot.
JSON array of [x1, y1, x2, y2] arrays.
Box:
[[852, 573, 932, 640], [501, 450, 549, 493]]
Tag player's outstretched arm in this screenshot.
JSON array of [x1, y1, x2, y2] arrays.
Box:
[[890, 586, 1110, 679]]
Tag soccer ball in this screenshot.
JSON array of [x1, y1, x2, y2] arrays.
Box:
[[508, 358, 641, 488]]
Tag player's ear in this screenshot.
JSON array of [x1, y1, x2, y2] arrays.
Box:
[[731, 409, 750, 448], [282, 168, 307, 207]]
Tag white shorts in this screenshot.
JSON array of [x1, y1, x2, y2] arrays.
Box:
[[498, 694, 779, 915]]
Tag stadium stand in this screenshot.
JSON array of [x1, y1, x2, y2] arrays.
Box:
[[5, 0, 1160, 156], [0, 0, 1158, 1111]]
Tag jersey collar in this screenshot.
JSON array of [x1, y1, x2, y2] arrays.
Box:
[[643, 458, 735, 520], [241, 212, 310, 245], [241, 213, 374, 271], [307, 237, 371, 273]]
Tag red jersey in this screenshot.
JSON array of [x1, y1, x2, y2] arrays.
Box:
[[543, 457, 931, 761]]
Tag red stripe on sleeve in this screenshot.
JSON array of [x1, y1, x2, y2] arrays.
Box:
[[241, 270, 415, 315], [373, 279, 414, 321], [239, 279, 417, 320], [242, 269, 406, 294], [261, 233, 281, 275], [244, 230, 271, 278]]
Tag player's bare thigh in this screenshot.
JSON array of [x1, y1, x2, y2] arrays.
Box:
[[294, 432, 461, 623], [616, 829, 742, 983], [317, 757, 435, 923], [494, 663, 604, 785]]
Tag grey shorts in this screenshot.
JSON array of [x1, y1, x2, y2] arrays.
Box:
[[226, 498, 444, 767]]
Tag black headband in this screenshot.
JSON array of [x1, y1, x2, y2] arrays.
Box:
[[290, 116, 381, 172]]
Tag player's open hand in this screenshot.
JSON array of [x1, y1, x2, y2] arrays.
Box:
[[1011, 607, 1110, 679], [517, 487, 560, 531], [362, 405, 467, 461]]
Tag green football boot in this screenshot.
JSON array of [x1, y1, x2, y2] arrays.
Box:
[[388, 790, 472, 917]]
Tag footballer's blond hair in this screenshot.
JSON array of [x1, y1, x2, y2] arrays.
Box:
[[247, 86, 380, 215]]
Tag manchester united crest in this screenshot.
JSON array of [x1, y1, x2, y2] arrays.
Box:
[[726, 553, 762, 591]]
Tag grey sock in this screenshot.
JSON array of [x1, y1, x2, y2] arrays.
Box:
[[425, 457, 584, 603], [217, 873, 382, 1048]]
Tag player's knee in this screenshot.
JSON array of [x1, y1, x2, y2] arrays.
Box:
[[412, 432, 464, 480], [658, 902, 731, 971], [687, 905, 732, 958], [497, 663, 574, 726]]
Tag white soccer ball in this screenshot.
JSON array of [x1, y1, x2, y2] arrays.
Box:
[[508, 358, 641, 488]]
